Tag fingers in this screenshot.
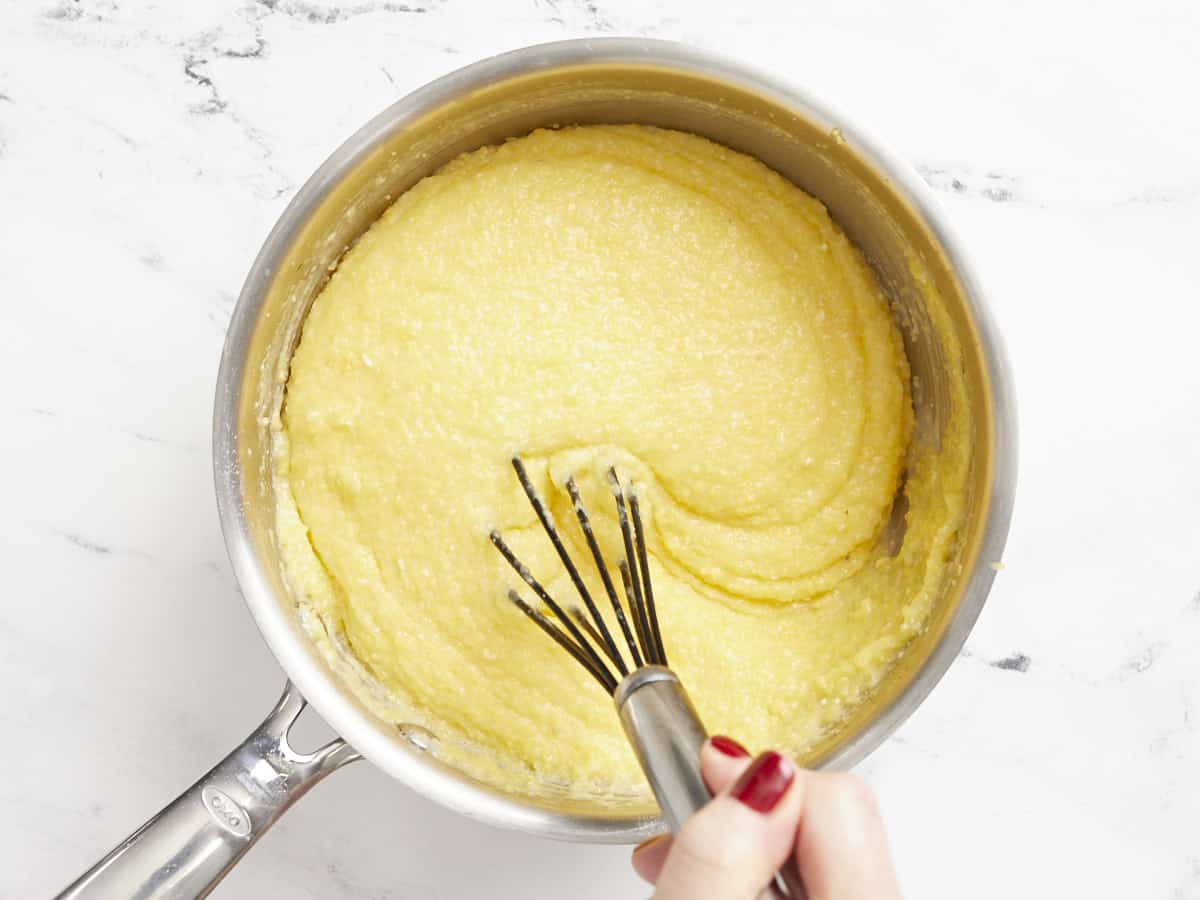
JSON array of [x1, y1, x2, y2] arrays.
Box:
[[631, 834, 672, 883], [701, 735, 754, 792], [650, 749, 805, 900], [793, 772, 902, 900], [631, 735, 752, 886], [632, 737, 903, 900]]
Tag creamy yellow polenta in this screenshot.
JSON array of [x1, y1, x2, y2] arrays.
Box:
[[275, 125, 968, 795]]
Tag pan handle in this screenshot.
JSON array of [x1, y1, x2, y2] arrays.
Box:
[[55, 682, 360, 900]]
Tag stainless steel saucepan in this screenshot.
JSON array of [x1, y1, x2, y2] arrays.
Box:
[[57, 38, 1017, 899]]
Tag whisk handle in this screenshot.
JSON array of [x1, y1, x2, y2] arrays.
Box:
[[616, 666, 710, 831], [616, 666, 808, 900]]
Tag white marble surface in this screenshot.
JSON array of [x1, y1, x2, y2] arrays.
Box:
[[3, 0, 1199, 897]]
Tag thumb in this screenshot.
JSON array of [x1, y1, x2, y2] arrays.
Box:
[[651, 751, 802, 900], [632, 735, 755, 885]]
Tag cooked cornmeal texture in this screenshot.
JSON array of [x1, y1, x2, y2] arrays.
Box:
[[276, 125, 968, 795]]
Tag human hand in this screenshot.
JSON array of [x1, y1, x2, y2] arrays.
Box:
[[631, 737, 902, 900]]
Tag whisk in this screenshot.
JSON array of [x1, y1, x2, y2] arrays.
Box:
[[490, 456, 807, 900]]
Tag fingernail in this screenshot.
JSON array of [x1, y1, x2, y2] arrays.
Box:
[[730, 751, 795, 813], [709, 735, 751, 758]]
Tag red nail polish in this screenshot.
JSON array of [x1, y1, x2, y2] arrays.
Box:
[[710, 735, 751, 758], [731, 751, 795, 813]]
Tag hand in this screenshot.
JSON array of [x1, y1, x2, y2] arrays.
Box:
[[631, 737, 902, 900]]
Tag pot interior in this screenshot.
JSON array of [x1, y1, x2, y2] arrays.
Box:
[[223, 51, 998, 836]]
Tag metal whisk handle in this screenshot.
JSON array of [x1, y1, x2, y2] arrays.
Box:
[[615, 667, 807, 900], [616, 666, 710, 831]]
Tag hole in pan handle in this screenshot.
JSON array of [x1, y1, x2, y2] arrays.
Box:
[[53, 682, 360, 900]]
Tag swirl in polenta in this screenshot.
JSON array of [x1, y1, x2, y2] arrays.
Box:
[[275, 125, 969, 795]]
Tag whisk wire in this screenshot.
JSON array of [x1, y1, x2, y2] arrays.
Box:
[[488, 529, 613, 681], [565, 476, 644, 670], [630, 492, 668, 668], [609, 470, 661, 666], [506, 590, 617, 692], [567, 606, 614, 665], [494, 456, 668, 690], [510, 457, 629, 676], [617, 559, 651, 666]]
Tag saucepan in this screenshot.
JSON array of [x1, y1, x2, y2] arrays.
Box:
[[57, 37, 1016, 899]]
